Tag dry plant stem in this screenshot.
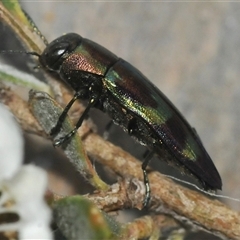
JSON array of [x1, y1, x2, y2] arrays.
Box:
[[0, 84, 45, 135], [86, 180, 142, 211], [83, 182, 181, 239], [124, 215, 160, 240], [87, 176, 238, 239], [83, 133, 240, 240], [124, 216, 158, 240], [123, 215, 182, 240]]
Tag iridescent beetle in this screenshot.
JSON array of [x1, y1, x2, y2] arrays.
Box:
[[29, 33, 222, 207]]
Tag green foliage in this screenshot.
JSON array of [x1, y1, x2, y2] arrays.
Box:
[[53, 196, 120, 240]]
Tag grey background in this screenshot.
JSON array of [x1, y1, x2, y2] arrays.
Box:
[[18, 2, 240, 210]]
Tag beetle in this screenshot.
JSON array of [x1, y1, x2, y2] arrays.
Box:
[[30, 33, 222, 207]]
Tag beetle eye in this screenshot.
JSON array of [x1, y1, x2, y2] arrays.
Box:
[[56, 49, 65, 56], [39, 42, 69, 71], [39, 33, 82, 72]]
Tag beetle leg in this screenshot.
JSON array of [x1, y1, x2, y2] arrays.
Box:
[[128, 118, 153, 207], [53, 82, 102, 147], [50, 89, 87, 136], [142, 151, 154, 208]]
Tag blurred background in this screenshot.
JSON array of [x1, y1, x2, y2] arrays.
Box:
[[0, 2, 239, 238]]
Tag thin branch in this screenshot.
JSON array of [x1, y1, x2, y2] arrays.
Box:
[[0, 84, 44, 135], [123, 215, 184, 240], [85, 173, 240, 239]]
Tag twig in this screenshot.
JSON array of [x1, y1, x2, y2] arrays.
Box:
[[0, 84, 44, 135]]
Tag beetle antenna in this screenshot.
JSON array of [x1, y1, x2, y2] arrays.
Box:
[[0, 50, 41, 58], [0, 50, 41, 69], [26, 51, 41, 57], [22, 9, 48, 46]]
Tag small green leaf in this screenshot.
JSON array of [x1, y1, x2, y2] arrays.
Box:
[[0, 0, 29, 25], [0, 0, 46, 54], [28, 90, 108, 191], [54, 196, 121, 240]]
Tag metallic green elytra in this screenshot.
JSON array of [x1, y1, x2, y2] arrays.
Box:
[[35, 33, 222, 206]]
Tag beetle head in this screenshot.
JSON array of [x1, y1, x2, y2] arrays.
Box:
[[39, 33, 82, 72]]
